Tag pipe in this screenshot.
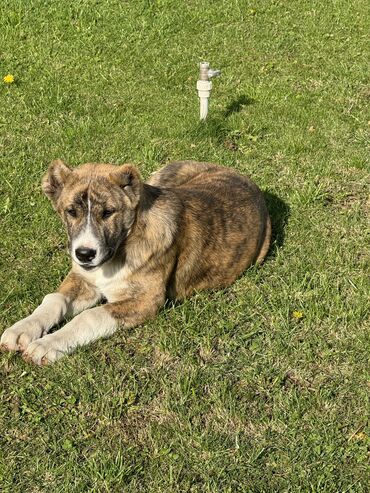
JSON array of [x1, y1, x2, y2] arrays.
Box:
[[196, 62, 221, 120]]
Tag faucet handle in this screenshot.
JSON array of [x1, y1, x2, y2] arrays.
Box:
[[207, 68, 221, 79]]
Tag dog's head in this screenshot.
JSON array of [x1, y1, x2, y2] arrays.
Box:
[[42, 160, 142, 270]]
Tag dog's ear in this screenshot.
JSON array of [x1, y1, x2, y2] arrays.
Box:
[[110, 164, 142, 207], [42, 159, 72, 203]]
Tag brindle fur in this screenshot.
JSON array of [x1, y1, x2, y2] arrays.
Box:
[[61, 159, 268, 315], [53, 159, 269, 304], [1, 160, 270, 363]]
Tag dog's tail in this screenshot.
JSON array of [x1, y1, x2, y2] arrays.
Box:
[[256, 215, 271, 265]]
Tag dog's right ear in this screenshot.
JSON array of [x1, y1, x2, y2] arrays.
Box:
[[110, 164, 143, 207], [42, 159, 72, 203]]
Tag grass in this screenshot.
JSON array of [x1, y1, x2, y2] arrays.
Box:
[[0, 0, 369, 491]]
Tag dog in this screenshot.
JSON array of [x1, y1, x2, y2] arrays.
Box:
[[0, 160, 271, 365]]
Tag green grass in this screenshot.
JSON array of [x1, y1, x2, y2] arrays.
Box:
[[0, 0, 369, 491]]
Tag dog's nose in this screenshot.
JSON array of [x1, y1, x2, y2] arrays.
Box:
[[75, 247, 96, 263]]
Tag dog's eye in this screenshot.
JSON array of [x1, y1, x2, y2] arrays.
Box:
[[66, 208, 77, 218], [102, 209, 115, 219]]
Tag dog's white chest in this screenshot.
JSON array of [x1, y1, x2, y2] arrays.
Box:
[[79, 262, 132, 303]]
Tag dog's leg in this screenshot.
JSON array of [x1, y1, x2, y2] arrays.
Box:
[[0, 272, 99, 352], [23, 281, 165, 365]]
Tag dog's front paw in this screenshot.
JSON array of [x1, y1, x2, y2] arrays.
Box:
[[0, 318, 43, 352], [23, 336, 65, 365]]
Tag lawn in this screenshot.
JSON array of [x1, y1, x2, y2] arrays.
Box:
[[0, 0, 369, 491]]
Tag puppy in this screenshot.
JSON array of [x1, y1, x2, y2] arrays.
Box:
[[0, 160, 270, 364]]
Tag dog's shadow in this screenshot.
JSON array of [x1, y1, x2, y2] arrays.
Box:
[[263, 191, 290, 258]]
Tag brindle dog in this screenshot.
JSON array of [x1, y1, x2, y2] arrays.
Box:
[[0, 160, 270, 364]]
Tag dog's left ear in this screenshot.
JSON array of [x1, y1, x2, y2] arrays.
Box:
[[111, 164, 143, 207], [42, 159, 72, 204]]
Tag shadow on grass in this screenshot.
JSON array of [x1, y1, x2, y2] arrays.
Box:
[[224, 94, 254, 117], [263, 191, 290, 258]]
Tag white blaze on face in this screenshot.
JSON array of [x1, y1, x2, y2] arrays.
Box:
[[71, 198, 103, 267]]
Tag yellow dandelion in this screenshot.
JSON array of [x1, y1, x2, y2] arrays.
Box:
[[3, 74, 15, 84], [292, 311, 304, 320], [349, 432, 367, 442], [355, 432, 367, 441]]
